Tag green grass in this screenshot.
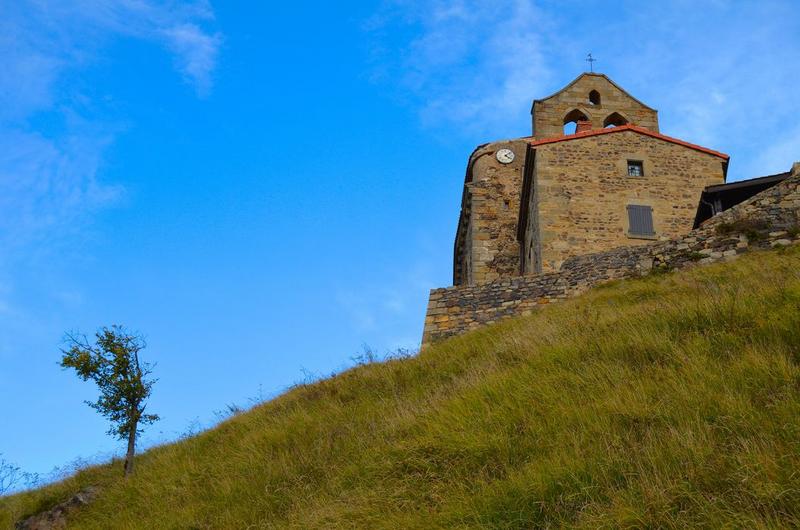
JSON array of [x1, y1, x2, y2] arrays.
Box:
[[4, 246, 800, 529]]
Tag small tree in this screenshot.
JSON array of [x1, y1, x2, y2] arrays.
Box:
[[61, 325, 159, 477], [0, 455, 22, 495]]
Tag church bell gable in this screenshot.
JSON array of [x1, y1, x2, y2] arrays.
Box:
[[531, 73, 659, 138]]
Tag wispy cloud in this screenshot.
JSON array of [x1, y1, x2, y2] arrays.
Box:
[[0, 1, 221, 224], [0, 0, 222, 304], [366, 0, 553, 137], [162, 22, 221, 95], [0, 127, 120, 255], [335, 256, 436, 349], [7, 0, 223, 97], [81, 0, 222, 96]]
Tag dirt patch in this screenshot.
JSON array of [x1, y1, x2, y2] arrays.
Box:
[[16, 486, 100, 530]]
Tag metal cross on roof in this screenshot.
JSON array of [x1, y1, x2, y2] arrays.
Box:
[[586, 53, 597, 73]]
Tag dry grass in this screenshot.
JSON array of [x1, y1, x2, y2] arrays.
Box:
[[3, 246, 800, 528]]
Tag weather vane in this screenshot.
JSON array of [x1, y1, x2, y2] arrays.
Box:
[[586, 53, 597, 73]]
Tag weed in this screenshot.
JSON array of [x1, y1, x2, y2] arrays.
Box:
[[649, 262, 674, 275], [715, 218, 771, 241]]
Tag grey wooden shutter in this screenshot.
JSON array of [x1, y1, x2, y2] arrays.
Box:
[[627, 205, 654, 236]]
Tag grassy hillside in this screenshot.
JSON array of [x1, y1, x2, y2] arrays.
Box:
[[4, 246, 800, 529]]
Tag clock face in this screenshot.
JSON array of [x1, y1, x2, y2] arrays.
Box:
[[496, 148, 515, 164]]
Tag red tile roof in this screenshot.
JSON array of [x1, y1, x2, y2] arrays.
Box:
[[529, 124, 729, 160]]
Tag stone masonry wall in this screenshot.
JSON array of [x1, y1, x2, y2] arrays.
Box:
[[527, 130, 727, 273], [532, 73, 659, 138], [422, 167, 800, 346], [455, 139, 528, 286]]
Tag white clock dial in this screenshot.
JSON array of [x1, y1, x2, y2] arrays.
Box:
[[496, 148, 515, 164]]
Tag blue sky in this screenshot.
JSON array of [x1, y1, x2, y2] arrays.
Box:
[[1, 0, 799, 479]]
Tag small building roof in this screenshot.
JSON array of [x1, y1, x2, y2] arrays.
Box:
[[528, 124, 730, 160], [702, 171, 790, 193], [693, 171, 792, 228]]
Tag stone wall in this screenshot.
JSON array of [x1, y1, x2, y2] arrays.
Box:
[[532, 73, 659, 138], [454, 139, 528, 286], [422, 169, 800, 346], [525, 129, 727, 273]]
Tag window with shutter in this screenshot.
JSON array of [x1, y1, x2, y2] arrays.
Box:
[[627, 205, 655, 237]]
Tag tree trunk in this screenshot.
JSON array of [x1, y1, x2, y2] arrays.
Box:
[[123, 422, 137, 477]]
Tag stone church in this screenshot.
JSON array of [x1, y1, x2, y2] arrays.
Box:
[[455, 72, 735, 286], [422, 72, 798, 345]]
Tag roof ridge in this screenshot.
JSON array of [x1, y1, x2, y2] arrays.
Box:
[[529, 125, 729, 160], [532, 73, 657, 112]]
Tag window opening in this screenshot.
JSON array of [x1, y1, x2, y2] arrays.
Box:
[[627, 160, 644, 177]]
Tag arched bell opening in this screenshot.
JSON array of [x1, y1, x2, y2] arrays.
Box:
[[603, 112, 629, 128], [563, 108, 590, 135]]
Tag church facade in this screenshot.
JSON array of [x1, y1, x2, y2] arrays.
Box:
[[454, 72, 728, 286]]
